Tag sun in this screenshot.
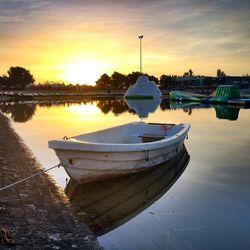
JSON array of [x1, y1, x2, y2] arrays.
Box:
[[62, 61, 104, 85]]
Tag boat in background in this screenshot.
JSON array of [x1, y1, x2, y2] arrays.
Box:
[[65, 146, 190, 236], [170, 85, 250, 107], [169, 91, 206, 102], [124, 76, 162, 99], [49, 122, 190, 183]]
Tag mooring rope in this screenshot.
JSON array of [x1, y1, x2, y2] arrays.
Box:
[[0, 163, 62, 192]]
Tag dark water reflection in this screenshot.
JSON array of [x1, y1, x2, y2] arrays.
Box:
[[0, 103, 37, 122], [1, 98, 250, 249], [0, 99, 133, 122], [169, 101, 244, 120], [213, 105, 240, 120], [0, 99, 246, 122], [65, 147, 190, 236]]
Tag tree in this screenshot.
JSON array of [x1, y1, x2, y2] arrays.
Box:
[[0, 75, 9, 90], [127, 71, 142, 86], [189, 69, 193, 77], [111, 71, 127, 89], [95, 73, 112, 90], [7, 66, 35, 90], [159, 74, 175, 89], [221, 71, 226, 76], [147, 74, 159, 85], [217, 69, 226, 77]]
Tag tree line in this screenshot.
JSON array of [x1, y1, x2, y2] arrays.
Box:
[[0, 66, 227, 92], [0, 66, 178, 91]]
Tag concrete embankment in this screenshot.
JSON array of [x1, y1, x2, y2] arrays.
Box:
[[0, 90, 125, 102], [0, 111, 101, 249], [0, 90, 170, 102]]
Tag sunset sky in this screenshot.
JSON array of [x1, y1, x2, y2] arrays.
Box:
[[0, 0, 249, 85]]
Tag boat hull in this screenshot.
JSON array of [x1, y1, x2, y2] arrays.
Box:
[[53, 133, 188, 183], [65, 146, 190, 236]]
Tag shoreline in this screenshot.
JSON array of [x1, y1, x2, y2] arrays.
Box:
[[0, 111, 101, 249], [0, 89, 170, 102]]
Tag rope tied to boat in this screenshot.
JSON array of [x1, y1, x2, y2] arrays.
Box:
[[0, 163, 62, 192]]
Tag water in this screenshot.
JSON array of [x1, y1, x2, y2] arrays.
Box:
[[1, 99, 250, 249]]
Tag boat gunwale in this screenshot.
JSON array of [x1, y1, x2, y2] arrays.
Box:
[[48, 123, 190, 152]]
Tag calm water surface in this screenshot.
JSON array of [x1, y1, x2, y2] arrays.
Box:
[[1, 99, 250, 249]]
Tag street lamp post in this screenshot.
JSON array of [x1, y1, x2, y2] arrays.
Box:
[[138, 35, 143, 74]]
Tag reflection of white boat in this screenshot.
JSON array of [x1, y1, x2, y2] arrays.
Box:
[[124, 76, 162, 99], [125, 98, 161, 118], [65, 147, 190, 236], [49, 122, 190, 183]]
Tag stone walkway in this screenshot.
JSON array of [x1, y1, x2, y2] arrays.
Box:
[[0, 111, 101, 249]]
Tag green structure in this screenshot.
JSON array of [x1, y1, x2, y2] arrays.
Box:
[[170, 85, 250, 107]]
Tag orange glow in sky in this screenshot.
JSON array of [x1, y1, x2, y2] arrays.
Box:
[[0, 0, 249, 85], [61, 61, 109, 85]]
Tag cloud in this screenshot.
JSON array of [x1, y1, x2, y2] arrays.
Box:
[[0, 0, 249, 78]]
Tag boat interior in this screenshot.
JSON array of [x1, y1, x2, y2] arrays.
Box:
[[72, 122, 185, 144]]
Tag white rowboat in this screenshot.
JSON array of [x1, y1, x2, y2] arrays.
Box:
[[48, 122, 190, 183], [65, 147, 190, 236]]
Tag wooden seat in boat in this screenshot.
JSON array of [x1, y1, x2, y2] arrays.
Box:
[[139, 134, 165, 143]]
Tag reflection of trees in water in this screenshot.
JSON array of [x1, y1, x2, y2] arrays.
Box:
[[0, 99, 143, 123], [0, 103, 36, 122], [183, 108, 192, 115], [1, 99, 239, 122], [96, 100, 129, 115], [38, 100, 92, 109], [0, 99, 133, 123], [159, 98, 170, 110]]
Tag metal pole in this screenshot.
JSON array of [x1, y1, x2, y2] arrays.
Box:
[[140, 37, 142, 73], [138, 35, 143, 73]]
